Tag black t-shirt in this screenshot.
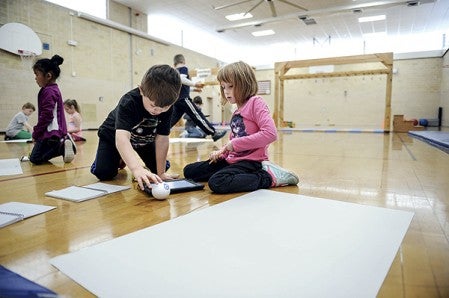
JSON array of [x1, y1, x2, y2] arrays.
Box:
[[99, 88, 172, 148]]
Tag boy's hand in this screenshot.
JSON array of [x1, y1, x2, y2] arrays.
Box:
[[133, 167, 162, 190]]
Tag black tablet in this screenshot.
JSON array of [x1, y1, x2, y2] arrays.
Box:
[[143, 179, 205, 196]]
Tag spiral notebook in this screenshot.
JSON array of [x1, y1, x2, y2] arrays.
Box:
[[0, 158, 23, 176], [0, 202, 56, 228], [45, 182, 130, 202]]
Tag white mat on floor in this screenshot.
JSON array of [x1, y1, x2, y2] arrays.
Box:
[[0, 139, 31, 143], [50, 189, 413, 298], [0, 158, 23, 175]]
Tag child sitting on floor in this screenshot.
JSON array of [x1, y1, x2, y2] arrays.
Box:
[[183, 61, 299, 194], [64, 99, 86, 142], [5, 102, 35, 140], [180, 96, 207, 138]]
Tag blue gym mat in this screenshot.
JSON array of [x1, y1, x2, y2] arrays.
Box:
[[408, 131, 449, 153]]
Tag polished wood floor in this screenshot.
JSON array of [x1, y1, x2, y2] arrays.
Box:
[[1, 129, 448, 297]]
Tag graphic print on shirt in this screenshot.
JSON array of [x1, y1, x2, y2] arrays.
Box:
[[130, 118, 159, 148], [230, 114, 255, 157], [230, 114, 247, 138]]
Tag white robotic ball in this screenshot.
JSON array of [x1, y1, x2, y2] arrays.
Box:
[[151, 182, 170, 200]]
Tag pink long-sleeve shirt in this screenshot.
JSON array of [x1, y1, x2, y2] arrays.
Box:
[[224, 96, 277, 164]]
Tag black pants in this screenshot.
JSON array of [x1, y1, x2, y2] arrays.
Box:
[[183, 159, 272, 194], [90, 132, 157, 181], [29, 136, 63, 164], [170, 97, 216, 136]]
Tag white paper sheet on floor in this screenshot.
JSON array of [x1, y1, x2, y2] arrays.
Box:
[[51, 189, 413, 298]]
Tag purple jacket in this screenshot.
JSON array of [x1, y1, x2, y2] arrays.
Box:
[[32, 83, 67, 140]]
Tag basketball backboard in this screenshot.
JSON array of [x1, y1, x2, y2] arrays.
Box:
[[0, 22, 42, 56]]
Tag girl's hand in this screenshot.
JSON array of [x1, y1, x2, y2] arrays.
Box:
[[209, 150, 222, 163], [209, 142, 233, 163]]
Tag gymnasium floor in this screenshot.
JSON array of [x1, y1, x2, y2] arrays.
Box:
[[0, 129, 448, 297]]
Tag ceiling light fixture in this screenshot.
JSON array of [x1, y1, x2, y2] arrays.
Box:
[[299, 16, 317, 25], [358, 15, 386, 22], [406, 1, 420, 6], [225, 12, 253, 21], [252, 29, 275, 37]]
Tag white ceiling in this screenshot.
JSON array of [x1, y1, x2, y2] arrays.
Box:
[[113, 0, 449, 63]]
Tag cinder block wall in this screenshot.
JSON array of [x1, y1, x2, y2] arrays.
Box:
[[0, 0, 220, 130], [1, 0, 448, 131]]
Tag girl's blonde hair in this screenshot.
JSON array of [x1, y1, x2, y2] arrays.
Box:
[[217, 61, 258, 106]]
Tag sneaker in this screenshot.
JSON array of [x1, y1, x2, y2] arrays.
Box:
[[66, 133, 77, 154], [63, 139, 75, 163], [212, 130, 227, 142], [262, 161, 299, 187]]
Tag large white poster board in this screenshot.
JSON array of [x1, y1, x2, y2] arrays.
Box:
[[51, 189, 413, 297]]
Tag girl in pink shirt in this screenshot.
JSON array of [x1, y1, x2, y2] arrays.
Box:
[[183, 61, 298, 194], [64, 99, 86, 142]]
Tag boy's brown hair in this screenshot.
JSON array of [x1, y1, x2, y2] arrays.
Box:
[[217, 61, 258, 106], [140, 64, 181, 108], [22, 102, 36, 111]]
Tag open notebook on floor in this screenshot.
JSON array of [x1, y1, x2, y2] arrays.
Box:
[[0, 158, 23, 176], [45, 182, 130, 202], [0, 202, 56, 228]]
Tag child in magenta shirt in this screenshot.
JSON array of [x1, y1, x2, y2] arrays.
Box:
[[30, 55, 75, 164]]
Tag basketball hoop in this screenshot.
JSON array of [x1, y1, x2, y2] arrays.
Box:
[[18, 49, 36, 70]]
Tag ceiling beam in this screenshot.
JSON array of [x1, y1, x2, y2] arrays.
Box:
[[215, 0, 435, 32]]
